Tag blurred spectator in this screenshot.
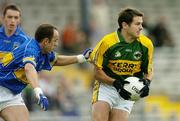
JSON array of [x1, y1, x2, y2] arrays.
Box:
[[142, 16, 152, 37], [89, 0, 110, 47], [75, 29, 89, 53], [151, 16, 174, 47], [60, 15, 78, 54], [57, 75, 79, 116], [39, 72, 59, 110], [23, 86, 34, 111]]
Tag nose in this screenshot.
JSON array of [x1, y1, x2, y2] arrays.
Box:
[[11, 17, 16, 23], [54, 41, 58, 48], [140, 24, 143, 30]]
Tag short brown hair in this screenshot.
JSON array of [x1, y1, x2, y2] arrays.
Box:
[[118, 8, 143, 30], [3, 4, 21, 17], [35, 24, 58, 43]]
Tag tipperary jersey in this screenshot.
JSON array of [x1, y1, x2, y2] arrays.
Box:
[[0, 39, 58, 94], [90, 30, 154, 80], [0, 25, 29, 59]]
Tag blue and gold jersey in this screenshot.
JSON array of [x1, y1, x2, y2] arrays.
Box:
[[0, 39, 58, 94], [0, 26, 29, 59], [90, 30, 154, 80]]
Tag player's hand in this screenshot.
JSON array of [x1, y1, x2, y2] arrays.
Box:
[[34, 87, 49, 111], [139, 79, 151, 97], [113, 79, 129, 92], [119, 88, 131, 100], [82, 48, 93, 59], [113, 79, 131, 100], [77, 48, 93, 63]]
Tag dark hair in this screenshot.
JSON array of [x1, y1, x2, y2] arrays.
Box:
[[118, 8, 143, 30], [35, 24, 58, 43], [3, 4, 21, 17]]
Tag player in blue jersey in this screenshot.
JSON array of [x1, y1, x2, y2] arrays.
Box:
[[0, 24, 92, 121], [0, 4, 29, 60]]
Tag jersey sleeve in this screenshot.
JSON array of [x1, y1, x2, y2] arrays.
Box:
[[90, 37, 110, 69], [41, 51, 58, 70], [139, 35, 154, 79], [147, 40, 154, 79], [22, 46, 37, 68]]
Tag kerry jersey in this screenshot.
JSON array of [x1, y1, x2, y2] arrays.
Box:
[[90, 30, 154, 80]]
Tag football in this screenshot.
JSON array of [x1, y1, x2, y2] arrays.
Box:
[[123, 77, 145, 101]]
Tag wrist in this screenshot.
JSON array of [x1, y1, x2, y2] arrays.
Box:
[[112, 79, 117, 86], [34, 87, 43, 98], [146, 79, 151, 85], [77, 54, 86, 63]]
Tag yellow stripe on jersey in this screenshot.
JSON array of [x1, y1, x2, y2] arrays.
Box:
[[50, 52, 58, 66], [90, 32, 119, 69], [0, 52, 9, 60], [23, 57, 36, 66], [1, 52, 14, 66], [108, 60, 142, 75], [13, 68, 28, 84], [138, 34, 154, 78], [92, 80, 100, 104]]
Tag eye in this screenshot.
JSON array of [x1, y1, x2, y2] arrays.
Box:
[[14, 16, 19, 20]]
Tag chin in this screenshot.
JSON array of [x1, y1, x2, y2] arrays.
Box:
[[136, 33, 140, 38]]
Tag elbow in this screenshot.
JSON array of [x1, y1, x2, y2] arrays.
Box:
[[24, 63, 35, 72]]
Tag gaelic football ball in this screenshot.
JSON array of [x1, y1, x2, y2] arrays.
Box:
[[123, 77, 144, 101]]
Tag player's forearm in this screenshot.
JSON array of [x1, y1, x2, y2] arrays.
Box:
[[94, 67, 115, 85], [54, 55, 78, 66], [144, 68, 153, 81], [54, 55, 87, 66], [24, 63, 39, 88]]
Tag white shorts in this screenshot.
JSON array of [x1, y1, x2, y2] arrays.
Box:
[[0, 86, 25, 111], [92, 82, 135, 113]]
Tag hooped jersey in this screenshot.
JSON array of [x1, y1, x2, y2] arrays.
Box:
[[0, 26, 29, 59], [90, 30, 154, 80], [0, 39, 58, 94]]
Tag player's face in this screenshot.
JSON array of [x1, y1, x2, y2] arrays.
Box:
[[3, 9, 20, 33], [45, 29, 59, 53], [127, 16, 143, 39]]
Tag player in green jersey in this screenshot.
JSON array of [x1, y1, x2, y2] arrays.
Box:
[[89, 8, 154, 121]]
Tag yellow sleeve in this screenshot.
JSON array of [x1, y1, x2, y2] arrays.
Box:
[[90, 33, 119, 69], [90, 37, 109, 69], [139, 35, 154, 79]]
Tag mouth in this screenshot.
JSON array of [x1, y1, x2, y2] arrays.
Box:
[[9, 24, 15, 28], [137, 31, 141, 35]]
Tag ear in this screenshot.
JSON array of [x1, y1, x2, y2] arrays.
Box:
[[122, 22, 129, 29], [18, 18, 21, 25], [42, 38, 50, 45]]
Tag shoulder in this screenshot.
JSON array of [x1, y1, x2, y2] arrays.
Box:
[[100, 32, 119, 47], [16, 27, 30, 41], [138, 34, 154, 48]]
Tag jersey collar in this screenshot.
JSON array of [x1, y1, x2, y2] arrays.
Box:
[[0, 25, 22, 36], [116, 29, 126, 43]]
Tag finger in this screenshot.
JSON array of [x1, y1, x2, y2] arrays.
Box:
[[123, 81, 130, 84]]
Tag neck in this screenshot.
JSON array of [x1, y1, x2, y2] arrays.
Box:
[[5, 29, 16, 37], [121, 30, 135, 43], [39, 43, 46, 54]]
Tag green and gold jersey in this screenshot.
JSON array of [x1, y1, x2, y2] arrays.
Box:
[[90, 30, 154, 80]]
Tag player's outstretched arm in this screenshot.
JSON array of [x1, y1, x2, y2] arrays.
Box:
[[54, 48, 92, 66], [24, 63, 48, 111]]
